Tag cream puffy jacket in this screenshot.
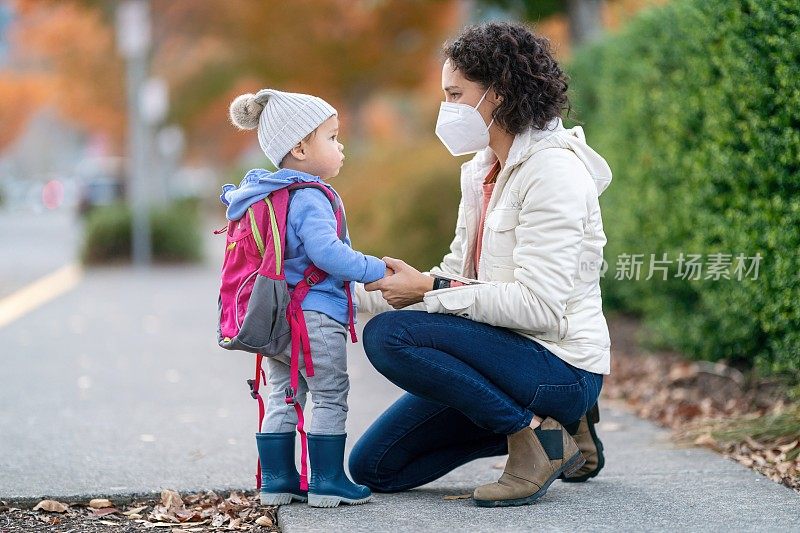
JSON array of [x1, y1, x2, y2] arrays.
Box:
[[355, 118, 613, 375]]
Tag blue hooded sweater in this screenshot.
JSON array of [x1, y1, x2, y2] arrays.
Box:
[[220, 168, 386, 326]]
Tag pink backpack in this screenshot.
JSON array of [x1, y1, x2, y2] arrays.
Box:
[[215, 182, 358, 491]]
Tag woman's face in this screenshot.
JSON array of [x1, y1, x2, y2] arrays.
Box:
[[441, 58, 497, 128]]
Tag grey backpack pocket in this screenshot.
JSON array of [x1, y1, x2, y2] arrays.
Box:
[[218, 275, 292, 355]]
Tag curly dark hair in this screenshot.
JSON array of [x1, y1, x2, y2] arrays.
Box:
[[443, 22, 570, 134]]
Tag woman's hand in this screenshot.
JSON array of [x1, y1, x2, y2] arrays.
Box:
[[365, 257, 435, 309]]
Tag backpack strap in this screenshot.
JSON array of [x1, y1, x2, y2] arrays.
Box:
[[281, 263, 324, 491], [247, 193, 288, 491], [247, 204, 266, 257], [254, 186, 327, 492], [287, 182, 346, 240], [248, 194, 286, 278], [285, 182, 358, 343], [249, 182, 358, 492], [248, 354, 267, 489]]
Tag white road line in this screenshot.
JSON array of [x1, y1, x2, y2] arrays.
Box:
[[0, 263, 82, 329]]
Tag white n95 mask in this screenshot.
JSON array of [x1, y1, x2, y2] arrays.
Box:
[[435, 88, 495, 156]]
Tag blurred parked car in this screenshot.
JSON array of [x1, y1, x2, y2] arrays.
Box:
[[77, 177, 125, 215], [75, 157, 126, 216]]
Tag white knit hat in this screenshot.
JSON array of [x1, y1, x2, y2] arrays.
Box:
[[229, 88, 337, 168]]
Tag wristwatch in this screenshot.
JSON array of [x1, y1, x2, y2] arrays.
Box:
[[432, 276, 452, 290]]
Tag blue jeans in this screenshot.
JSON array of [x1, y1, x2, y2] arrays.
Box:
[[349, 310, 602, 492]]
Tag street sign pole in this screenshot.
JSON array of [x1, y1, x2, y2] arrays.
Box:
[[117, 0, 152, 267]]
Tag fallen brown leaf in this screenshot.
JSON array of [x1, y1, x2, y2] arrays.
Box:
[[161, 489, 184, 511], [227, 491, 246, 505], [443, 493, 472, 500], [32, 499, 68, 513], [175, 508, 201, 522], [255, 515, 274, 526], [90, 507, 119, 518], [693, 433, 717, 447], [153, 512, 180, 523], [744, 436, 764, 451], [89, 498, 113, 509]]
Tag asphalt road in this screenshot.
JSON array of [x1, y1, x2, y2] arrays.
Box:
[[0, 207, 402, 504], [0, 208, 81, 299]]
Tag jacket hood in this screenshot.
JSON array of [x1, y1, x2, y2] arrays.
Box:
[[474, 118, 613, 196], [554, 122, 613, 196], [219, 168, 321, 220]]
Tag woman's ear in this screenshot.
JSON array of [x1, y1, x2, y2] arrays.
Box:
[[289, 141, 307, 161], [491, 89, 502, 105]]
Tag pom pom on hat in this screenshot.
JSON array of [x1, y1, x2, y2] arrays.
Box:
[[229, 93, 264, 130]]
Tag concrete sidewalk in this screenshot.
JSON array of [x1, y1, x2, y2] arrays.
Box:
[[280, 404, 799, 532], [1, 253, 797, 530]]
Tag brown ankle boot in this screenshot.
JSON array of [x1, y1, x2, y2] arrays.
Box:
[[473, 417, 585, 507], [561, 403, 604, 482]]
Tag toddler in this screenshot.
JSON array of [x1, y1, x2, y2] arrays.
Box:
[[222, 88, 388, 507]]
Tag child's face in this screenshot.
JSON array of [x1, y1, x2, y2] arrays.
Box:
[[303, 115, 345, 180]]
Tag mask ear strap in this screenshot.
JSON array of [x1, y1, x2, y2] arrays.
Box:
[[476, 87, 491, 109], [477, 88, 495, 130]]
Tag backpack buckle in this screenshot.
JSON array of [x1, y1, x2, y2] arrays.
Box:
[[247, 378, 259, 399], [305, 272, 321, 286], [284, 387, 296, 405]]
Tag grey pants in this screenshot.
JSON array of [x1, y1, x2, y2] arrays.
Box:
[[261, 310, 350, 435]]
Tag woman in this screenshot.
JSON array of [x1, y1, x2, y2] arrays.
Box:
[[351, 21, 612, 507]]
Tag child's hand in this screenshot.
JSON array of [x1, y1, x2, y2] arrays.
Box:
[[384, 266, 395, 279], [366, 257, 432, 309]]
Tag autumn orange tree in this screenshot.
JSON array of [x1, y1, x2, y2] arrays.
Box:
[[3, 0, 460, 162], [0, 1, 123, 152], [0, 72, 50, 151], [159, 0, 461, 160]]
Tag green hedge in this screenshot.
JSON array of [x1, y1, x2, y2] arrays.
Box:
[[567, 0, 800, 375], [81, 200, 203, 264]]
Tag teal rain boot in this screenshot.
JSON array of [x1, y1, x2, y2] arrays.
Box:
[[307, 434, 372, 508], [256, 432, 308, 505]]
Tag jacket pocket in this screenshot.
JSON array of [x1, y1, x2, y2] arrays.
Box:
[[431, 287, 476, 314], [484, 208, 519, 257], [528, 377, 588, 425]]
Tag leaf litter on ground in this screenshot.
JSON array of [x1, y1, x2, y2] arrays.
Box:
[[0, 489, 278, 532], [606, 316, 799, 493]]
